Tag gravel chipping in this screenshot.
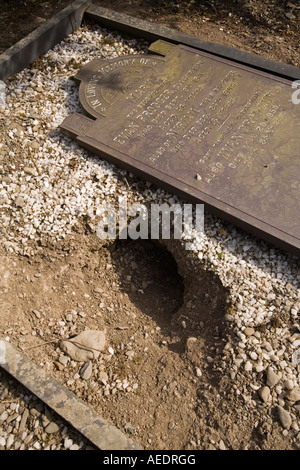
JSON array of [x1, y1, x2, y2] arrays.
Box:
[[0, 22, 299, 450]]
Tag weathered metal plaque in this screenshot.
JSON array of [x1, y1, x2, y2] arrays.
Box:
[[61, 41, 300, 255]]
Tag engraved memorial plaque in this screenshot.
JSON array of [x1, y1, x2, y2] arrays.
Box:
[[61, 41, 300, 255]]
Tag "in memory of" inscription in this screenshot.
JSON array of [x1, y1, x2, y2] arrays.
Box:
[[61, 41, 300, 255]]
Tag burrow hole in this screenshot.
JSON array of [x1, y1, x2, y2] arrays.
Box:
[[109, 239, 184, 332]]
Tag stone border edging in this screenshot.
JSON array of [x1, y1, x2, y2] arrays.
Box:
[[85, 5, 300, 81], [1, 2, 299, 82], [0, 337, 142, 450], [0, 0, 90, 81]]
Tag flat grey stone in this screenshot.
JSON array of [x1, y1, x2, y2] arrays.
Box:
[[80, 361, 92, 381], [58, 355, 69, 366], [60, 329, 106, 362], [285, 12, 296, 20]]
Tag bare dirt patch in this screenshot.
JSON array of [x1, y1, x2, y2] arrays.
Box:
[[97, 0, 300, 67], [0, 226, 234, 450], [1, 1, 299, 66]]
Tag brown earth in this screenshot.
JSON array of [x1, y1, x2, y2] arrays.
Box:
[[0, 0, 299, 452], [1, 0, 299, 67]]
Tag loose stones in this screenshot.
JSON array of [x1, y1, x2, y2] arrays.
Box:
[[60, 330, 106, 361]]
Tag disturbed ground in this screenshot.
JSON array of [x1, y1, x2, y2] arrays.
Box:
[[99, 0, 300, 66], [0, 0, 299, 452], [0, 230, 233, 450], [0, 0, 300, 66]]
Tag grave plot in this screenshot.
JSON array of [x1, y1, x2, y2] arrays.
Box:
[[0, 19, 300, 451]]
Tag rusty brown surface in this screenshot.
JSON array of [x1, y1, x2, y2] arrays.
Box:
[[61, 41, 300, 255]]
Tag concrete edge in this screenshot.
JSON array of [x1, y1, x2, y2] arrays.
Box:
[[0, 0, 90, 81], [0, 337, 142, 450], [1, 2, 299, 82], [85, 5, 300, 81]]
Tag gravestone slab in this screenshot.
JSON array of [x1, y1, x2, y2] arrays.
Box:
[[60, 41, 300, 255]]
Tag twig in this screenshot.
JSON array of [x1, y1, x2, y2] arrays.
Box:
[[24, 340, 57, 350], [0, 399, 19, 404], [123, 177, 131, 189], [28, 147, 42, 176], [65, 340, 105, 354], [24, 338, 105, 355]]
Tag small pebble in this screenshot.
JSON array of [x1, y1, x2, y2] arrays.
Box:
[[70, 444, 80, 450], [266, 367, 280, 388], [64, 438, 73, 449], [277, 406, 292, 430], [80, 361, 93, 380], [45, 422, 60, 434], [244, 327, 255, 337], [258, 386, 270, 403]]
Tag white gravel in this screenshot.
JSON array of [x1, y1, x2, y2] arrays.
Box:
[[0, 22, 299, 449]]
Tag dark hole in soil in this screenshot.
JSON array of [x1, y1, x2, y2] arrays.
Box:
[[110, 239, 184, 332]]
